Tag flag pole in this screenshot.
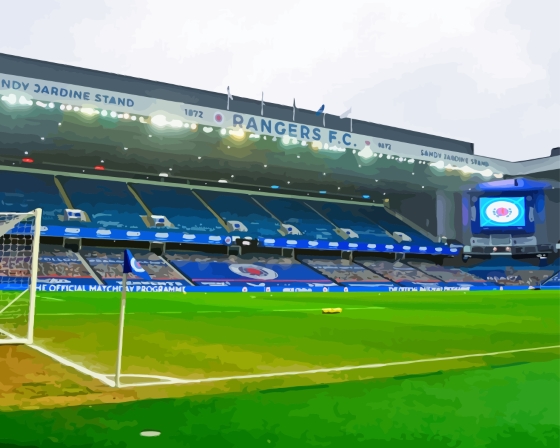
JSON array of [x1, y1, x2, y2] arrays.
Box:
[[115, 272, 127, 388], [350, 117, 353, 132]]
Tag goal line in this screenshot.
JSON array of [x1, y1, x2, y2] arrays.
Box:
[[9, 340, 560, 389]]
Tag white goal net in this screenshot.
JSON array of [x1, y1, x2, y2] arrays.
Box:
[[0, 209, 42, 345]]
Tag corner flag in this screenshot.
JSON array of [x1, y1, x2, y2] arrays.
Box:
[[123, 249, 151, 280], [115, 249, 151, 388]]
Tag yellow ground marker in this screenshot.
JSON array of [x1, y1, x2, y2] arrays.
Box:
[[322, 308, 342, 314]]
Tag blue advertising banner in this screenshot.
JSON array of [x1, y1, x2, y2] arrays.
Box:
[[170, 259, 338, 288], [11, 224, 459, 256], [1, 284, 550, 292]]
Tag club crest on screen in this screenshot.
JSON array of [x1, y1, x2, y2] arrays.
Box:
[[484, 200, 520, 224]]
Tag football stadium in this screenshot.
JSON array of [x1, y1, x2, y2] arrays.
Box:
[[0, 52, 559, 447]]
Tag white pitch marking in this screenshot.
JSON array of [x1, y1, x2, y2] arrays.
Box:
[[140, 431, 161, 437], [116, 344, 560, 388], [2, 326, 558, 390], [0, 327, 114, 386], [29, 344, 115, 387], [39, 296, 65, 302]]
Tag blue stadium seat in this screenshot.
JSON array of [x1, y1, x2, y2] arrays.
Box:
[[462, 258, 557, 286], [131, 184, 223, 234], [357, 258, 442, 286], [359, 206, 435, 245], [0, 171, 65, 224], [59, 177, 145, 229], [256, 197, 344, 241], [407, 260, 490, 284], [196, 190, 280, 237], [543, 271, 560, 287], [312, 202, 395, 244], [299, 256, 394, 287]]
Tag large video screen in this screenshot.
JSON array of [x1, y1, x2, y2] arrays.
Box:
[[479, 196, 526, 228]]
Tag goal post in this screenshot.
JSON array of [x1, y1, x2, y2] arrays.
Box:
[[0, 208, 42, 345]]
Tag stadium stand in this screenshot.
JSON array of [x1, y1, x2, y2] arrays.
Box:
[[130, 184, 223, 234], [166, 251, 336, 288], [38, 245, 96, 285], [359, 206, 435, 244], [299, 256, 393, 287], [82, 247, 188, 285], [254, 197, 344, 241], [195, 190, 280, 237], [0, 171, 66, 225], [310, 203, 395, 244], [542, 271, 560, 287], [58, 177, 145, 229], [0, 170, 446, 250], [463, 258, 556, 286], [357, 259, 441, 286], [407, 260, 490, 284]]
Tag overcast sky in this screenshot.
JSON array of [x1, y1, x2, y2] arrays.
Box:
[[1, 0, 558, 162]]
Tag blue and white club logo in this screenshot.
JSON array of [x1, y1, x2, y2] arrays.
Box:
[[485, 200, 520, 224], [229, 264, 278, 280], [130, 257, 147, 275]]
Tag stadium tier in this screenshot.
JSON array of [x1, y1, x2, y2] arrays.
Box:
[[253, 196, 345, 241], [299, 256, 394, 288], [406, 260, 491, 286], [462, 258, 558, 287], [58, 176, 146, 229], [0, 171, 66, 225], [37, 245, 97, 286], [310, 202, 395, 244], [356, 259, 443, 287], [542, 271, 560, 287], [0, 169, 457, 254], [360, 206, 435, 245], [166, 251, 337, 289], [195, 190, 281, 238], [130, 183, 223, 234], [81, 247, 189, 287]]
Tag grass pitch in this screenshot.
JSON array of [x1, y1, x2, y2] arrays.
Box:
[[0, 290, 559, 447]]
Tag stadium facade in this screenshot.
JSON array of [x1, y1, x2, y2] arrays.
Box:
[[0, 53, 558, 292]]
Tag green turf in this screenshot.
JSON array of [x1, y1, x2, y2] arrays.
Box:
[[0, 290, 559, 446], [25, 290, 560, 381], [0, 356, 558, 447]]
